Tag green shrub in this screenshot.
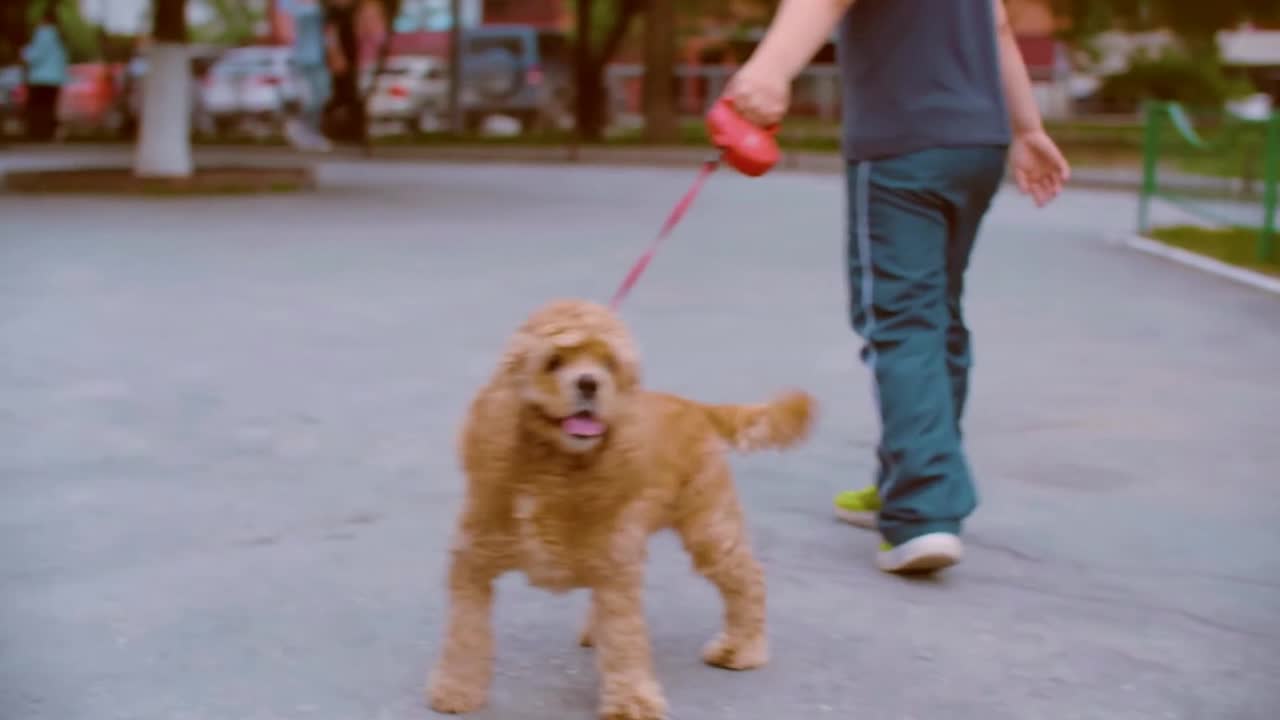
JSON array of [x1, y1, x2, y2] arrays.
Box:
[[1097, 50, 1255, 113]]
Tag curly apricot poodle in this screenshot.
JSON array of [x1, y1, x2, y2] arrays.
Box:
[[426, 299, 815, 720]]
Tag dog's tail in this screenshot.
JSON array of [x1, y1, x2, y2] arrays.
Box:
[[701, 389, 816, 453]]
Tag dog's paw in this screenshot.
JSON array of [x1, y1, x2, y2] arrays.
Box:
[[701, 632, 769, 671], [578, 625, 595, 648], [427, 674, 488, 714], [599, 679, 667, 720]]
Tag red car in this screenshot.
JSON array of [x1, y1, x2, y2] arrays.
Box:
[[57, 62, 123, 135]]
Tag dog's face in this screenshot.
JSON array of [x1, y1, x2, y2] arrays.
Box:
[[500, 300, 640, 454]]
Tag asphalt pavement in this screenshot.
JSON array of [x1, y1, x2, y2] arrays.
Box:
[[2, 151, 1278, 720]]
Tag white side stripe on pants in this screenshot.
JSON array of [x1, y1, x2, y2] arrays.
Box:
[[854, 160, 882, 413]]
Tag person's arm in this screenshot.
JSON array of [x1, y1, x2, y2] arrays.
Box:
[[326, 25, 346, 73], [726, 0, 854, 125], [992, 0, 1043, 136], [992, 0, 1070, 204], [745, 0, 854, 82]]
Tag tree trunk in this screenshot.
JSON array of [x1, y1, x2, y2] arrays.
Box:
[[573, 0, 601, 140], [574, 0, 643, 141], [323, 0, 364, 143], [0, 1, 29, 66], [642, 0, 677, 143], [447, 0, 463, 134], [576, 64, 608, 141], [134, 0, 192, 178]]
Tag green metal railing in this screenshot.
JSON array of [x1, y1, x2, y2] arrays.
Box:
[[1137, 100, 1279, 262]]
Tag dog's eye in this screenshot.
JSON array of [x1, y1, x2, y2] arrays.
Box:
[[544, 354, 563, 373]]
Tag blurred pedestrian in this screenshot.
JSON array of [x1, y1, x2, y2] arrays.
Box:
[[320, 0, 386, 144], [726, 0, 1070, 574], [354, 0, 388, 68], [321, 0, 360, 143], [21, 7, 68, 142], [282, 0, 333, 152]]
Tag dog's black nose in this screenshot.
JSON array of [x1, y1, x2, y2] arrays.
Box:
[[576, 375, 599, 398]]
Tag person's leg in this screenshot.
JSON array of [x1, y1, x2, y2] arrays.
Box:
[[328, 69, 361, 143], [844, 149, 977, 571], [25, 85, 52, 141], [834, 146, 1007, 541], [48, 86, 62, 141], [943, 148, 1007, 435], [304, 64, 332, 133], [23, 87, 38, 140], [286, 64, 332, 151], [38, 86, 59, 141]]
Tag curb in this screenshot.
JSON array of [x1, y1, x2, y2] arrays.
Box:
[[6, 143, 1244, 198], [0, 141, 1152, 192], [4, 165, 315, 195], [1113, 233, 1280, 296]]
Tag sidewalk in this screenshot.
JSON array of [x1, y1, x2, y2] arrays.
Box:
[[2, 157, 1278, 720], [1, 140, 1250, 196]]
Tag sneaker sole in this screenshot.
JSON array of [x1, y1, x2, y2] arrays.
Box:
[[833, 507, 878, 530], [876, 533, 963, 574]]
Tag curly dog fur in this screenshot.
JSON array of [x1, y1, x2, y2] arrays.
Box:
[[426, 299, 815, 720]]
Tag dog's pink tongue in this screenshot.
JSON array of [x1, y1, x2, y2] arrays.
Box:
[[562, 415, 606, 437]]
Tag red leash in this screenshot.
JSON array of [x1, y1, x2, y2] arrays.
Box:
[[606, 99, 781, 310], [607, 157, 720, 310]]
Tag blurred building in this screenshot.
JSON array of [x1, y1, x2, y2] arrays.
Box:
[[1220, 27, 1280, 101]]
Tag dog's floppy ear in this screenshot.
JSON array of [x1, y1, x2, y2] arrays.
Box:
[[602, 331, 642, 393], [496, 329, 536, 380]]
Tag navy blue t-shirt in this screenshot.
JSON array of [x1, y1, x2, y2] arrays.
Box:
[[837, 0, 1011, 160]]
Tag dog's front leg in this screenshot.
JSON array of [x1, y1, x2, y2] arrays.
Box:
[[590, 573, 667, 720], [675, 492, 768, 671], [426, 548, 497, 714]]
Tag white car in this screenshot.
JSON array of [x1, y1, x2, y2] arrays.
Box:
[[365, 55, 449, 135], [200, 46, 305, 136]]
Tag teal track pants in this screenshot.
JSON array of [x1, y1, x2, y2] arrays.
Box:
[[845, 146, 1007, 546]]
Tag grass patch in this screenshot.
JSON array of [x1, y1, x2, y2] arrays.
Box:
[[1149, 225, 1280, 277]]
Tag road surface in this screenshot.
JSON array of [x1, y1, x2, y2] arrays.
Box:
[[2, 153, 1278, 720]]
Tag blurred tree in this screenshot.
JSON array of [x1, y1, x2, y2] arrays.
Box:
[[134, 0, 193, 178], [24, 0, 103, 63], [1049, 0, 1280, 110], [572, 0, 643, 140], [199, 0, 262, 45], [1051, 0, 1280, 58], [0, 1, 27, 65], [643, 0, 677, 142], [571, 0, 744, 142], [1096, 48, 1257, 110]]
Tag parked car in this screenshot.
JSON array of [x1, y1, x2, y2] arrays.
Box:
[[0, 65, 25, 137], [459, 25, 574, 132], [200, 45, 304, 136], [58, 62, 123, 136], [365, 54, 448, 134]]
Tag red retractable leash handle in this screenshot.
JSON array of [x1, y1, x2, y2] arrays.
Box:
[[608, 100, 781, 310], [706, 98, 782, 178]]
